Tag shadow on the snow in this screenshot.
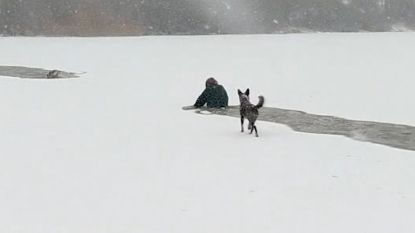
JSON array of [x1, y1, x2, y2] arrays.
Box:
[[0, 66, 82, 79], [189, 105, 415, 152]]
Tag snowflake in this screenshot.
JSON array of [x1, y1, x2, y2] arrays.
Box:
[[342, 0, 351, 5]]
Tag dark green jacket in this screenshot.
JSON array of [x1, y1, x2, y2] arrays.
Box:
[[194, 85, 228, 108]]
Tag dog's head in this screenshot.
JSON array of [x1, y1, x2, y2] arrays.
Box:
[[238, 88, 250, 103]]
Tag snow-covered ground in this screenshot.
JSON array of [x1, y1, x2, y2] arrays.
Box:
[[0, 33, 414, 233]]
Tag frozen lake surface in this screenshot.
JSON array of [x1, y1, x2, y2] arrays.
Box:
[[192, 105, 415, 151], [0, 65, 80, 79], [1, 34, 414, 233]]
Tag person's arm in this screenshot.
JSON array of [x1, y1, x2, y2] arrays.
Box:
[[218, 85, 229, 107], [194, 89, 208, 108]]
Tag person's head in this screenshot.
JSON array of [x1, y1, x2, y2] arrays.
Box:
[[205, 77, 218, 87]]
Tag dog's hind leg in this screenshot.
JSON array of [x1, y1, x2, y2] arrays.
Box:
[[240, 116, 245, 132], [253, 125, 258, 137]]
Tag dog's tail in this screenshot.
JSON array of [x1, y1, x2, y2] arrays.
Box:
[[255, 96, 265, 109]]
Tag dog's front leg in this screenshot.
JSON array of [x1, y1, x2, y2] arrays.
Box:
[[240, 115, 244, 132], [249, 122, 254, 134], [253, 125, 258, 137]]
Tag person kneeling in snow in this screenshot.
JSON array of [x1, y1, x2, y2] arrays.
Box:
[[194, 77, 228, 108]]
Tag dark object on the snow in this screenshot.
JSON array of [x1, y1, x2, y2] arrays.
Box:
[[46, 70, 61, 79], [238, 88, 265, 137], [194, 77, 228, 108]]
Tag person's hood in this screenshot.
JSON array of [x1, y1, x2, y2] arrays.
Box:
[[205, 77, 218, 87]]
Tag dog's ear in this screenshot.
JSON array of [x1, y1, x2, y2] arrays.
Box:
[[245, 88, 250, 96], [238, 89, 242, 95]]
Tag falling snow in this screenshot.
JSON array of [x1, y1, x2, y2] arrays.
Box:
[[0, 0, 413, 36]]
